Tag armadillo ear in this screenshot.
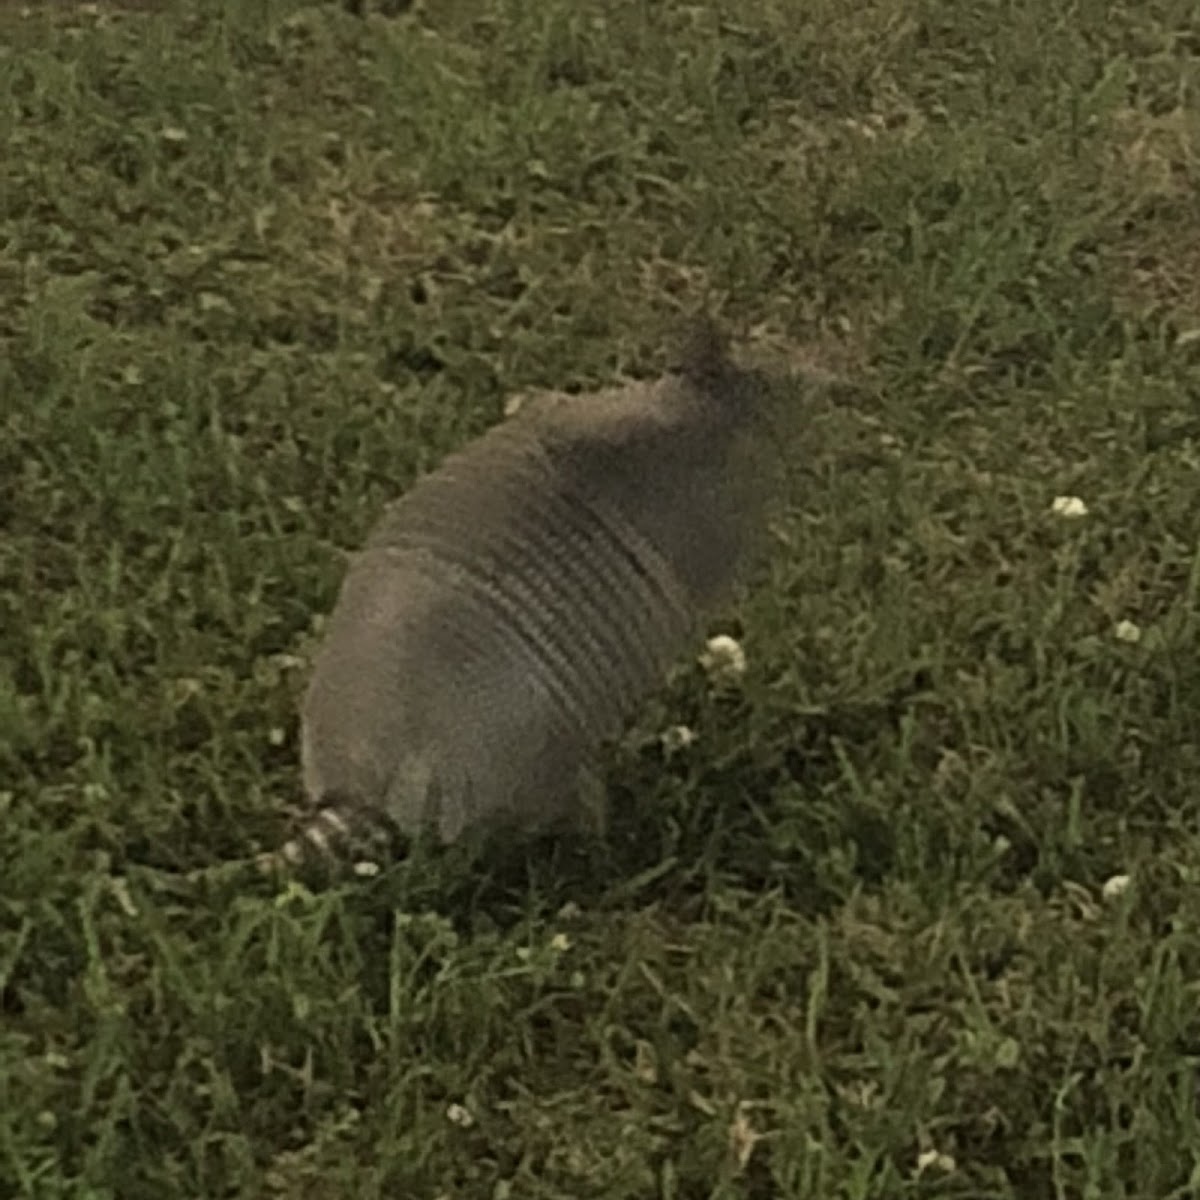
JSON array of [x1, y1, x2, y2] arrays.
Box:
[[670, 313, 731, 383]]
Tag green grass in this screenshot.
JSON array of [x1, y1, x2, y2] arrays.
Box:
[[3, 0, 1200, 1195]]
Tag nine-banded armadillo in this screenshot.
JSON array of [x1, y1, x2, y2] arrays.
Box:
[[258, 319, 794, 875]]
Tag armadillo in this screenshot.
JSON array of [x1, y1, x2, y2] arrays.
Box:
[[258, 319, 795, 875]]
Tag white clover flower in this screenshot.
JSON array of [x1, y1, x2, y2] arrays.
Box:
[[915, 1149, 957, 1174], [700, 634, 746, 682], [267, 726, 286, 747], [445, 1102, 475, 1128], [1102, 873, 1132, 900], [660, 724, 698, 754], [549, 932, 571, 952], [352, 860, 381, 878], [1050, 495, 1088, 518], [1114, 619, 1141, 644]]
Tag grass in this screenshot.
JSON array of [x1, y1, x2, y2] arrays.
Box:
[[2, 0, 1200, 1195]]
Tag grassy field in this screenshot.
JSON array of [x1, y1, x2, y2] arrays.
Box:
[[3, 0, 1200, 1195]]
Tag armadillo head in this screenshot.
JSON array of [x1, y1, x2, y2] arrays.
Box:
[[518, 325, 791, 609]]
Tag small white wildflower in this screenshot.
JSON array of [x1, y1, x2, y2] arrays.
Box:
[[160, 126, 188, 143], [660, 724, 698, 754], [549, 932, 571, 952], [1114, 619, 1141, 644], [352, 860, 381, 878], [1050, 495, 1088, 518], [445, 1102, 474, 1128], [267, 726, 286, 747], [700, 634, 746, 682], [915, 1149, 957, 1174], [1102, 873, 1132, 900]]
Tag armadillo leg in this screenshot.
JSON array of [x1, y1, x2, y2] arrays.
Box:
[[573, 760, 609, 838], [529, 758, 608, 838]]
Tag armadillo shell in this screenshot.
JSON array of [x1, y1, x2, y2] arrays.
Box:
[[298, 418, 700, 849]]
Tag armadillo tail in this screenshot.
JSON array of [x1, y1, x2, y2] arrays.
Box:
[[255, 802, 401, 878]]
